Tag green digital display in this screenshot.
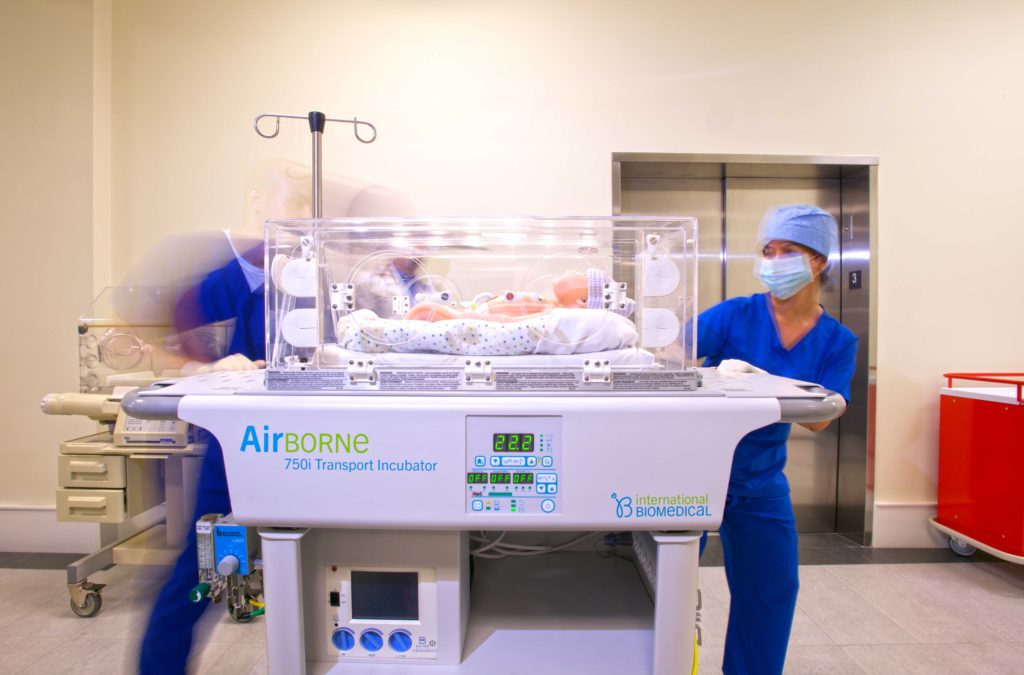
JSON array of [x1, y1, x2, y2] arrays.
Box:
[[512, 472, 534, 484], [493, 433, 535, 453], [466, 472, 488, 484], [489, 472, 511, 484]]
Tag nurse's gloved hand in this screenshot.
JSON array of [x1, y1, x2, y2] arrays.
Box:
[[717, 359, 767, 375], [182, 354, 266, 376]]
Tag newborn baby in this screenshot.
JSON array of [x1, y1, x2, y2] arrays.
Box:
[[405, 269, 634, 323]]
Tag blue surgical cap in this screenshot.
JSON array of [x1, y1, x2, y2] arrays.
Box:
[[756, 204, 838, 259]]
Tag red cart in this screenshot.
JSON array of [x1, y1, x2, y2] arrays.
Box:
[[930, 373, 1024, 563]]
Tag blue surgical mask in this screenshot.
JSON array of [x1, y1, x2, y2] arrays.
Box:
[[237, 255, 265, 293], [755, 254, 812, 299]]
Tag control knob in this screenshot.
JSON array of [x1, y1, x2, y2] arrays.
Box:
[[216, 555, 239, 576], [389, 629, 413, 653], [360, 629, 384, 652], [331, 628, 355, 651]]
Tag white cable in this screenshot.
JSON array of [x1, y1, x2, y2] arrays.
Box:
[[469, 531, 507, 556], [469, 531, 601, 559]]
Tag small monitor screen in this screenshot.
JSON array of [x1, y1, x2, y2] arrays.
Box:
[[350, 571, 419, 621]]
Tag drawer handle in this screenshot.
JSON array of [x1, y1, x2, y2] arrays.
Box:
[[67, 496, 107, 513], [68, 461, 108, 475]]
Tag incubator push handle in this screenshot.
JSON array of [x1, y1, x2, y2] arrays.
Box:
[[120, 387, 182, 421], [778, 387, 847, 423]]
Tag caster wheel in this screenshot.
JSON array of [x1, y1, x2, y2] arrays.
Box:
[[70, 592, 102, 618], [949, 537, 976, 557], [229, 604, 256, 623]]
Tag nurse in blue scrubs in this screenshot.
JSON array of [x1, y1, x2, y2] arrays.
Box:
[[138, 238, 267, 674], [697, 204, 857, 675]]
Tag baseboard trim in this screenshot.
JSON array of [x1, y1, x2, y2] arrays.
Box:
[[872, 501, 947, 549], [0, 506, 99, 553]]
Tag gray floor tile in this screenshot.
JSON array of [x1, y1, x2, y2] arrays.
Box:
[[798, 533, 863, 549], [696, 567, 730, 608], [5, 555, 1024, 673], [194, 639, 268, 674], [788, 607, 834, 646], [21, 637, 136, 675], [799, 546, 872, 565], [784, 645, 868, 674], [861, 547, 1004, 564], [0, 636, 64, 673], [696, 645, 725, 674], [695, 597, 729, 648], [822, 563, 999, 644], [883, 563, 1024, 644], [796, 566, 917, 645], [845, 643, 1024, 675]]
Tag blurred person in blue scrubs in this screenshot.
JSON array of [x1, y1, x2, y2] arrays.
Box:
[[138, 159, 413, 673], [696, 204, 857, 675]]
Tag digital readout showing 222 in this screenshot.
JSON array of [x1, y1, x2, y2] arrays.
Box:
[[493, 433, 534, 452]]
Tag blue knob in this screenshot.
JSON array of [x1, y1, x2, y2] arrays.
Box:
[[331, 628, 355, 651], [360, 629, 384, 652], [389, 630, 413, 653]]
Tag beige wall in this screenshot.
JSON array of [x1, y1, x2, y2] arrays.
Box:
[[7, 0, 1024, 547], [0, 0, 96, 519]]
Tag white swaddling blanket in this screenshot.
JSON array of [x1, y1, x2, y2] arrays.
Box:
[[336, 308, 638, 356], [319, 345, 656, 367]]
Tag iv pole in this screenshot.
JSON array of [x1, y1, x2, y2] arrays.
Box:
[[253, 111, 377, 218]]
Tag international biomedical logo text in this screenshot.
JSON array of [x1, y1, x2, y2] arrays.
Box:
[[611, 492, 712, 518]]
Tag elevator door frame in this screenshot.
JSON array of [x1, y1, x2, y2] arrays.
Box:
[[612, 153, 877, 544]]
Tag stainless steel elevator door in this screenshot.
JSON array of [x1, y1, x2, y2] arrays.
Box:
[[725, 178, 841, 532], [619, 176, 842, 532]]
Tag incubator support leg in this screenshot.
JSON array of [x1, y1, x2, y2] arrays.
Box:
[[259, 528, 309, 674], [163, 455, 202, 546], [652, 531, 700, 674]]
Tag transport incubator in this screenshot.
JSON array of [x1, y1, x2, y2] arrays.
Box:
[[125, 215, 845, 673], [41, 287, 219, 616]]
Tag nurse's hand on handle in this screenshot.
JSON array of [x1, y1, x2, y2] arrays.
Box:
[[717, 359, 767, 375], [716, 359, 832, 433], [182, 353, 266, 376]]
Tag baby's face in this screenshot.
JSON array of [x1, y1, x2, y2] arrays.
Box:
[[553, 272, 588, 307]]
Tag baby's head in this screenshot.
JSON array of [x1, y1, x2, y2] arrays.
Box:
[[552, 272, 588, 307], [552, 270, 635, 317]]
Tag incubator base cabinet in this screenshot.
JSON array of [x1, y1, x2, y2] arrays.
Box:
[[124, 217, 846, 671], [127, 371, 843, 673]]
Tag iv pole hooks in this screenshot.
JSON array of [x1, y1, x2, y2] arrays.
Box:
[[253, 113, 377, 144], [253, 110, 378, 219]]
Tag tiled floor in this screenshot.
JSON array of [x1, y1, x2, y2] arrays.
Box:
[[2, 537, 1023, 674]]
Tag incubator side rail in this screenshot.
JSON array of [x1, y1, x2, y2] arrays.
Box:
[[777, 387, 846, 423], [122, 387, 181, 420], [123, 384, 847, 424]]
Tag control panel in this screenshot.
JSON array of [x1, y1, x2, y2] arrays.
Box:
[[211, 517, 257, 576], [465, 416, 562, 516], [324, 566, 439, 661]]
